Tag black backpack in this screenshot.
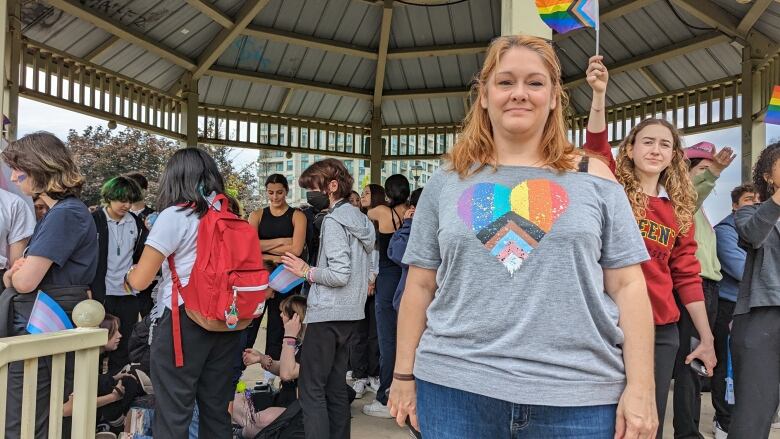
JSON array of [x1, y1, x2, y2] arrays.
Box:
[[252, 400, 304, 439]]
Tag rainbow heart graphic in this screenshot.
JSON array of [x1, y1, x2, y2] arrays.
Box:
[[457, 180, 569, 275]]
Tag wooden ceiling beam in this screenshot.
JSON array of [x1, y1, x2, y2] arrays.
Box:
[[193, 0, 270, 79], [45, 0, 196, 70]]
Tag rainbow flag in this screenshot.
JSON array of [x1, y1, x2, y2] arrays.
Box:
[[268, 265, 305, 295], [766, 85, 780, 125], [536, 0, 598, 35], [26, 291, 74, 334]]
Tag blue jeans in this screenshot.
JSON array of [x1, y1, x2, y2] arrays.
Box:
[[375, 264, 402, 405], [416, 379, 617, 438]]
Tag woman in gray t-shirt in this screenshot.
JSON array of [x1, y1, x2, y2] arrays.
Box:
[[387, 35, 657, 439]]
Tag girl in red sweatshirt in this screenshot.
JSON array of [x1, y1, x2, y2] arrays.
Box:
[[582, 56, 716, 439]]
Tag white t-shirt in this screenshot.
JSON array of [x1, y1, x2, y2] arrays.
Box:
[[0, 188, 36, 269], [145, 206, 200, 310]]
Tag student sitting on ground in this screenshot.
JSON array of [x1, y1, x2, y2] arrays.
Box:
[[235, 295, 307, 438], [63, 314, 141, 433]]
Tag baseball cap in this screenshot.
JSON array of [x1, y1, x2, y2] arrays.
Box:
[[684, 141, 716, 161]]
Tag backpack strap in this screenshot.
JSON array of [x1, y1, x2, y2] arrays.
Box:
[[167, 254, 185, 368], [578, 155, 590, 173]]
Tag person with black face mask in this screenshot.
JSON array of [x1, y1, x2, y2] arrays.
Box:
[[302, 189, 331, 270], [281, 159, 375, 438]]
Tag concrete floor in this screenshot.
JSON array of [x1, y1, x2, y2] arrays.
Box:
[[244, 326, 780, 439]]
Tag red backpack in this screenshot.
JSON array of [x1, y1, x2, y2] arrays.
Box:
[[167, 194, 269, 367]]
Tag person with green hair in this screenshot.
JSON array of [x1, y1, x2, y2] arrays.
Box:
[[90, 175, 149, 374]]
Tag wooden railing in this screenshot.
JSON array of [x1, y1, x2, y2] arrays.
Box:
[[199, 103, 372, 160], [20, 39, 185, 140], [0, 320, 107, 438], [568, 76, 743, 147]]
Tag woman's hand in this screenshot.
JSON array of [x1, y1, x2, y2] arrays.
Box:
[[283, 313, 302, 337], [614, 383, 658, 438], [3, 257, 26, 287], [686, 339, 717, 377], [709, 147, 736, 177], [260, 355, 274, 370], [243, 348, 264, 366], [368, 282, 376, 297], [112, 380, 125, 402], [112, 372, 136, 382], [281, 252, 308, 278], [586, 55, 608, 96], [403, 207, 415, 221], [388, 380, 419, 431]]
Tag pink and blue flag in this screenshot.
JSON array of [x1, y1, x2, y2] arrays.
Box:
[[26, 291, 74, 334], [268, 265, 305, 295]]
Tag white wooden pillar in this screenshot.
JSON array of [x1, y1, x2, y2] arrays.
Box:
[[501, 0, 552, 38]]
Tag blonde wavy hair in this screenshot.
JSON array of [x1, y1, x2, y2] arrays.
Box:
[[447, 35, 578, 178], [615, 118, 696, 235]]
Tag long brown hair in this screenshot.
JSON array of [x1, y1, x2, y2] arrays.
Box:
[[448, 35, 578, 178], [1, 132, 84, 199], [615, 118, 696, 235]]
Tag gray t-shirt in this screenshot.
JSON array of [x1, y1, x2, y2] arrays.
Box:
[[403, 165, 649, 407]]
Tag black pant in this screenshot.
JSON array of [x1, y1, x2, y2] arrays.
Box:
[[375, 264, 402, 405], [655, 323, 680, 439], [150, 307, 241, 439], [265, 295, 284, 360], [711, 298, 735, 432], [729, 306, 780, 438], [99, 375, 141, 426], [104, 294, 140, 374], [299, 320, 356, 439], [673, 279, 718, 438], [136, 288, 154, 318], [349, 294, 379, 379]]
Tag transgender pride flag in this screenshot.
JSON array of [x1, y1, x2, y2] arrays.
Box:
[[268, 265, 305, 295], [26, 291, 74, 334]]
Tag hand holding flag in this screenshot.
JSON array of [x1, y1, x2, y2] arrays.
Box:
[[536, 0, 600, 54], [268, 264, 305, 295]]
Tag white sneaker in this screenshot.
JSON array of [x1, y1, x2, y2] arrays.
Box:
[[346, 370, 353, 381], [367, 376, 380, 393], [352, 379, 368, 399], [713, 420, 727, 439], [362, 400, 393, 418]]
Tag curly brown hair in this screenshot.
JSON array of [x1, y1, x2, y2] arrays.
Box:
[[752, 142, 780, 202], [615, 118, 696, 236]]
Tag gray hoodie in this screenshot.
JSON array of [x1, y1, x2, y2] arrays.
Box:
[[306, 201, 375, 324]]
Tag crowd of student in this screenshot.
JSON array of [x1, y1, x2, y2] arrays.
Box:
[[1, 33, 780, 439]]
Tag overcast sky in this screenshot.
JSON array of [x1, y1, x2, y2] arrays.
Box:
[[17, 97, 780, 223]]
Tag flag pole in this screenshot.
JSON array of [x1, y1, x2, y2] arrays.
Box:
[[595, 0, 600, 56]]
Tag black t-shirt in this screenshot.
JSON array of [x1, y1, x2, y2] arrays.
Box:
[[26, 196, 98, 286], [275, 342, 302, 408]]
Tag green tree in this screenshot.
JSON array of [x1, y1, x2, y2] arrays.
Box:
[[201, 144, 260, 215], [66, 126, 177, 206], [67, 126, 259, 214]]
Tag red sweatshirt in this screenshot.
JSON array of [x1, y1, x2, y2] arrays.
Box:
[[584, 129, 704, 325]]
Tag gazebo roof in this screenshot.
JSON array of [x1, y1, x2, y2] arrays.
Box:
[[15, 0, 780, 158]]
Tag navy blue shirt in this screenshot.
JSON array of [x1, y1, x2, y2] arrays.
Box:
[[26, 197, 98, 287]]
